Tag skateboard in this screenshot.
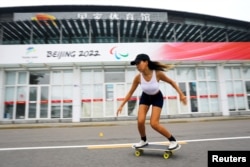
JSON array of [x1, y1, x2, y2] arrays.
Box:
[[132, 143, 181, 159]]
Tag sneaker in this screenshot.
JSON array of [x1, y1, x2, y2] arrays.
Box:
[[168, 141, 179, 150], [134, 140, 148, 148]]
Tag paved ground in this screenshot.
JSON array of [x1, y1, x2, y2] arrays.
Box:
[[0, 117, 250, 167]]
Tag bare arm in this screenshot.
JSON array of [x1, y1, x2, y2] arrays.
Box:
[[157, 71, 187, 105], [116, 74, 140, 116]]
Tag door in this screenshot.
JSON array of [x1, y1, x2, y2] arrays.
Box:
[[179, 82, 198, 113], [105, 83, 126, 117], [28, 86, 49, 119]]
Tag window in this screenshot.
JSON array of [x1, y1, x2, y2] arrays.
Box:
[[225, 67, 246, 111], [5, 72, 16, 85], [29, 71, 50, 85], [18, 72, 27, 84], [177, 67, 195, 80], [51, 70, 73, 118], [197, 67, 219, 113], [105, 69, 125, 82], [4, 72, 28, 119], [243, 67, 250, 79], [81, 69, 104, 118]]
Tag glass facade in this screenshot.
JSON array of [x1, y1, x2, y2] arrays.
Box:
[[3, 70, 73, 120], [225, 67, 250, 111], [2, 65, 250, 121]]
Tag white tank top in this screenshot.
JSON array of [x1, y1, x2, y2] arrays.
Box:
[[140, 70, 160, 95]]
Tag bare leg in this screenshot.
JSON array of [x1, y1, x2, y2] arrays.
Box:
[[137, 104, 149, 137], [150, 106, 172, 138]]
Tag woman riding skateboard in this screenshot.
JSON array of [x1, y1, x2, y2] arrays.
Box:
[[116, 54, 187, 150]]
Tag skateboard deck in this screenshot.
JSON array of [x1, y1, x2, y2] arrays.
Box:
[[132, 143, 181, 159]]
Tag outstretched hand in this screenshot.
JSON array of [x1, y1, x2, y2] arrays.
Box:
[[180, 95, 187, 105], [116, 106, 123, 117]]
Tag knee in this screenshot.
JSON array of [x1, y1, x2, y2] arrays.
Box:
[[137, 118, 145, 126], [150, 121, 159, 130]]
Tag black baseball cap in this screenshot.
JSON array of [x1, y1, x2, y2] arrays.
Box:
[[130, 54, 150, 65]]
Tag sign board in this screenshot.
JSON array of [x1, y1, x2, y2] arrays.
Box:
[[0, 42, 250, 65], [14, 12, 168, 22]]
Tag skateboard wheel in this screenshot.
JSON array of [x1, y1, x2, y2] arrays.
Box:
[[135, 150, 141, 157], [163, 152, 171, 159]]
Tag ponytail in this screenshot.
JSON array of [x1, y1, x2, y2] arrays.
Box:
[[148, 61, 174, 71]]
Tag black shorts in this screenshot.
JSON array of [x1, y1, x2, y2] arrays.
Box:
[[139, 91, 163, 108]]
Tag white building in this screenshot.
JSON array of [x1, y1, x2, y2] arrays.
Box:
[[0, 5, 249, 123]]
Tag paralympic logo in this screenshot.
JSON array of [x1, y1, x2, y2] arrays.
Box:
[[109, 46, 129, 60]]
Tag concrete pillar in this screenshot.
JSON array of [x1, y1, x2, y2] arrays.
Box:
[[217, 64, 229, 116], [0, 69, 4, 120], [72, 67, 81, 122]]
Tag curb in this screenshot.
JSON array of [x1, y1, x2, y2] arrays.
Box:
[[0, 115, 250, 130]]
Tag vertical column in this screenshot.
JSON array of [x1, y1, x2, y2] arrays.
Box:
[[217, 65, 229, 116], [0, 69, 4, 119], [59, 25, 63, 44], [117, 20, 120, 43], [88, 19, 92, 43], [72, 67, 81, 122], [145, 22, 149, 42], [30, 24, 33, 44], [0, 26, 3, 44]]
